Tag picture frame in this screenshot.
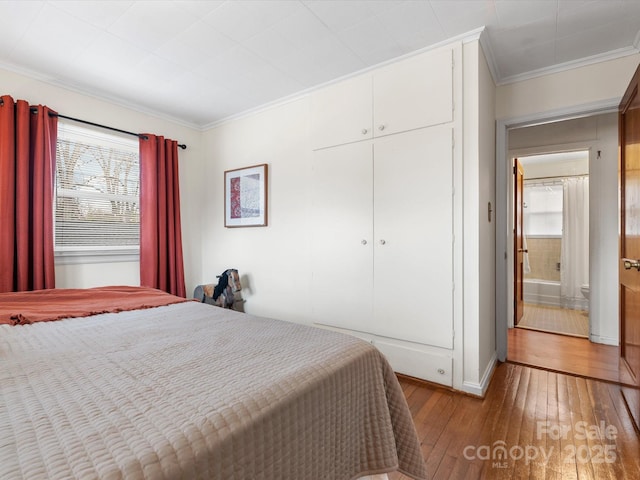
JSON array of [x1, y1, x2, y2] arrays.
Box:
[[224, 163, 268, 227]]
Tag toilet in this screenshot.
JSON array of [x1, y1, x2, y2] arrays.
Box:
[[580, 284, 590, 299]]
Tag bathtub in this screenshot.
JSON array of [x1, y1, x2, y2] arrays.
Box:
[[523, 279, 561, 308]]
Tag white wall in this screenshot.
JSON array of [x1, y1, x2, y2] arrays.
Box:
[[462, 41, 497, 391], [201, 98, 314, 323], [55, 261, 140, 288], [478, 46, 497, 380], [0, 67, 204, 295], [509, 113, 619, 345], [496, 54, 640, 119]]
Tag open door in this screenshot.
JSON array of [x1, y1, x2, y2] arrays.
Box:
[[514, 159, 525, 325], [619, 64, 640, 432]]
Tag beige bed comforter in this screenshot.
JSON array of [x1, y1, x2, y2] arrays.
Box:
[[0, 301, 427, 480]]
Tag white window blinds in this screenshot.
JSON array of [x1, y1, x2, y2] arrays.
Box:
[[55, 122, 140, 252], [523, 182, 563, 237]]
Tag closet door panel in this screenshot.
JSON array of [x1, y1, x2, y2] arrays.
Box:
[[310, 74, 373, 150], [373, 48, 453, 137], [372, 127, 454, 348], [310, 142, 374, 331]]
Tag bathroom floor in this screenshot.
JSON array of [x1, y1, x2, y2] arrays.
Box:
[[517, 303, 589, 338]]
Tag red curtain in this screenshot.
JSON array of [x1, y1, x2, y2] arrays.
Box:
[[139, 134, 186, 297], [0, 95, 57, 293]]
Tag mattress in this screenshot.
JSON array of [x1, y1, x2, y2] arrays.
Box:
[[0, 295, 427, 480]]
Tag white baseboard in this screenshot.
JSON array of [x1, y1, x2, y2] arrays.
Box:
[[461, 351, 498, 397], [589, 334, 619, 346]]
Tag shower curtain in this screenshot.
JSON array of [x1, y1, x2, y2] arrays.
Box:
[[560, 176, 589, 310]]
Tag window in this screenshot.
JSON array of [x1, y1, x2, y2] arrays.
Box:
[[55, 122, 139, 261], [523, 182, 563, 237]]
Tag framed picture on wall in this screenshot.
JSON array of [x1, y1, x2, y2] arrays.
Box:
[[224, 163, 268, 227]]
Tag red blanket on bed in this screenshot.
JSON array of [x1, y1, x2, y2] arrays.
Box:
[[0, 286, 189, 325]]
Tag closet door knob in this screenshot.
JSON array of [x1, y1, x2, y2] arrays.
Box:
[[378, 124, 385, 131], [361, 128, 368, 135], [361, 239, 368, 245], [379, 239, 386, 245]]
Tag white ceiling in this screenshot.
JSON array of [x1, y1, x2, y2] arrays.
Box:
[[1, 0, 639, 128]]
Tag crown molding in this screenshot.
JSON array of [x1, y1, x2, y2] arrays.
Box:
[[497, 45, 640, 86]]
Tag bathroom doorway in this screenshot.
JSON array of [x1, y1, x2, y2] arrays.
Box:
[[515, 151, 589, 338], [498, 111, 619, 377]]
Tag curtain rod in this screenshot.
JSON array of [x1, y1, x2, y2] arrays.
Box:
[[525, 173, 588, 181], [51, 112, 187, 150], [22, 105, 187, 150]]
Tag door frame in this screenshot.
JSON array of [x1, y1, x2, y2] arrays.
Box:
[[495, 99, 618, 361], [514, 159, 525, 326]]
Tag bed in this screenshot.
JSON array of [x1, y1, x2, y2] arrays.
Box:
[[0, 286, 427, 480]]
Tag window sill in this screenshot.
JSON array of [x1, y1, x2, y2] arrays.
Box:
[[54, 248, 140, 265]]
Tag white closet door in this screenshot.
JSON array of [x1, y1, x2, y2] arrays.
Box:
[[373, 48, 453, 137], [372, 127, 454, 348], [310, 142, 374, 332], [310, 74, 373, 150]]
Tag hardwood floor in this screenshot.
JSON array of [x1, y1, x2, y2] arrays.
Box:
[[388, 363, 640, 480], [507, 327, 622, 385]]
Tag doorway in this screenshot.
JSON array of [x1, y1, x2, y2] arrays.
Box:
[[516, 151, 590, 338], [496, 110, 620, 380]]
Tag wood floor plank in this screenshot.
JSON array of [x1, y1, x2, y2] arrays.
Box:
[[556, 372, 579, 480], [436, 393, 489, 474], [528, 368, 549, 479], [388, 363, 640, 480], [512, 367, 538, 479], [601, 382, 640, 478], [499, 366, 532, 479], [543, 372, 563, 480], [589, 381, 628, 480], [450, 370, 511, 478], [419, 391, 456, 449], [413, 390, 445, 426], [578, 376, 612, 480], [423, 394, 461, 476], [507, 327, 621, 384], [568, 376, 598, 479], [406, 383, 436, 417]]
